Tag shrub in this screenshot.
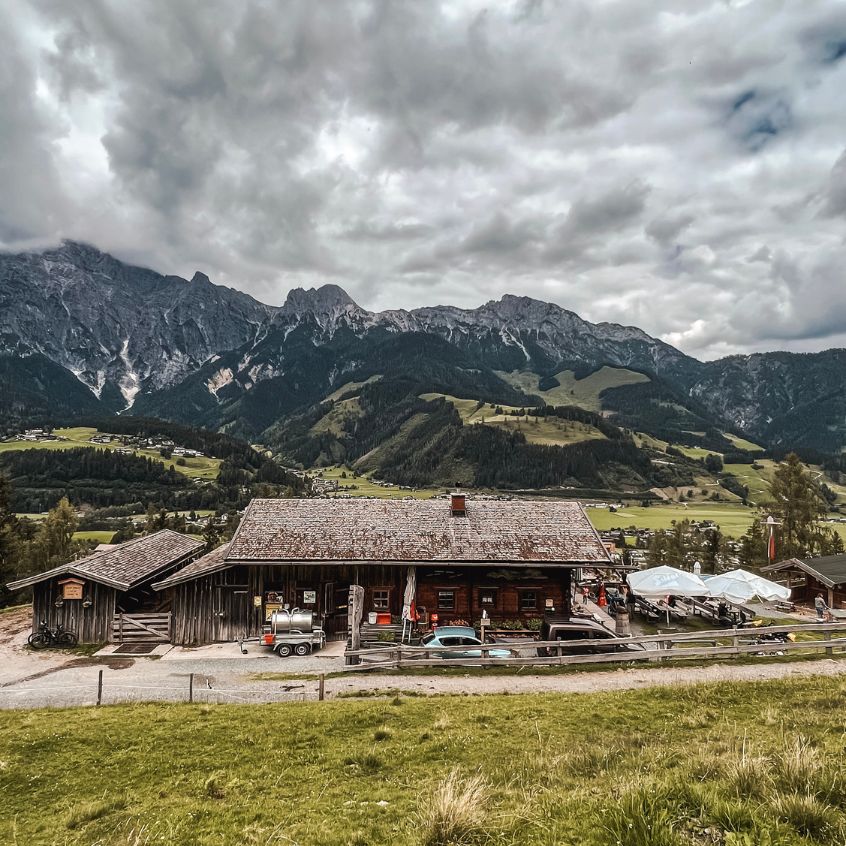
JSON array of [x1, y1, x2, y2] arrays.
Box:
[[417, 770, 490, 846], [344, 753, 382, 774], [203, 772, 227, 799], [65, 797, 126, 829], [724, 745, 771, 799], [773, 736, 819, 794], [768, 793, 840, 839], [604, 786, 683, 846]]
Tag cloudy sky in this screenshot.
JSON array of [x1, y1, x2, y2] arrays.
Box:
[[3, 0, 846, 359]]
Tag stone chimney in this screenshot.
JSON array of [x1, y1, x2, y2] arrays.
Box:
[[450, 493, 466, 516]]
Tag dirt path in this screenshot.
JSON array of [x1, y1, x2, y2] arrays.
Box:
[[325, 657, 846, 698]]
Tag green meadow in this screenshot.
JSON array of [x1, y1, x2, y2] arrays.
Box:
[[0, 427, 221, 480], [3, 677, 846, 844]]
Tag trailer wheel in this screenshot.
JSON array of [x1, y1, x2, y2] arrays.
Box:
[[276, 643, 293, 657], [294, 642, 311, 656]]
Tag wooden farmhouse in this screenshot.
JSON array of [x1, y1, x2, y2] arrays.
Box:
[[764, 554, 846, 610], [7, 530, 203, 643], [8, 496, 616, 645], [153, 495, 614, 645]]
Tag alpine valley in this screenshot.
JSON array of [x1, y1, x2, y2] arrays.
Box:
[[3, 240, 846, 494]]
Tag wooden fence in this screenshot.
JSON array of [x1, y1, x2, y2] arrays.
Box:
[[342, 622, 846, 671], [111, 612, 172, 644]]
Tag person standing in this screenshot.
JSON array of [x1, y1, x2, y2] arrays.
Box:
[[815, 593, 827, 620]]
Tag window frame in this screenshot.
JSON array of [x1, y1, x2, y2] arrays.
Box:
[[437, 589, 456, 610], [371, 588, 391, 610], [518, 589, 539, 611], [478, 587, 499, 609]]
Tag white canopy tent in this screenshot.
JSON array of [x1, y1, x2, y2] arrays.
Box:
[[703, 569, 791, 605]]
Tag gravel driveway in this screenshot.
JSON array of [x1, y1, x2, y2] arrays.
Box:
[[2, 605, 845, 709]]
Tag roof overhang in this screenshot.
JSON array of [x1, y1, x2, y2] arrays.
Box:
[[7, 548, 200, 593], [7, 566, 132, 592], [762, 557, 840, 589], [223, 557, 623, 568]]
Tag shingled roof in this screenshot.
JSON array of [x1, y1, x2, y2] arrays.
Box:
[[764, 554, 846, 589], [223, 497, 611, 565], [7, 530, 204, 592], [152, 542, 231, 589]]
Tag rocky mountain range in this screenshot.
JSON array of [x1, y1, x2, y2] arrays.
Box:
[[2, 241, 845, 457]]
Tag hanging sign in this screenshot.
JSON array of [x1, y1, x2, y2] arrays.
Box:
[[58, 578, 85, 600]]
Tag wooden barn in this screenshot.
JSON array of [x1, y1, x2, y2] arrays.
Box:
[[153, 495, 615, 645], [764, 554, 846, 610], [7, 530, 203, 643]]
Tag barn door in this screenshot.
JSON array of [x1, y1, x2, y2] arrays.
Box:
[[215, 585, 250, 641]]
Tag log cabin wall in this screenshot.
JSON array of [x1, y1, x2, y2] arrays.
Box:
[[415, 567, 571, 626], [31, 578, 116, 643], [168, 563, 407, 645]]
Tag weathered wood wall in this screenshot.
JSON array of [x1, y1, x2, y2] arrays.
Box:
[[31, 578, 117, 643], [167, 564, 408, 645], [165, 564, 578, 644]]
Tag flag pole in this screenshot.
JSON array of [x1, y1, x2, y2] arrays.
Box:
[[764, 514, 781, 563]]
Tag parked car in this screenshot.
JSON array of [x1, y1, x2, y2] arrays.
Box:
[[419, 626, 513, 659], [537, 618, 641, 656]]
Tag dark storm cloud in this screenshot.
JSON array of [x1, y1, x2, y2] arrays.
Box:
[[3, 0, 846, 358]]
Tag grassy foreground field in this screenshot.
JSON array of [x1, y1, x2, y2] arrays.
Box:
[[3, 677, 846, 845]]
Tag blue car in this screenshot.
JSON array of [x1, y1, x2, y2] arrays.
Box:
[[418, 626, 513, 659]]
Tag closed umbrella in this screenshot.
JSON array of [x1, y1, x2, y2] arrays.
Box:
[[401, 566, 417, 642], [704, 569, 790, 604]]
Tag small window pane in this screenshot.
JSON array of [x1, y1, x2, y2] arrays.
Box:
[[479, 589, 498, 606], [373, 590, 390, 609], [520, 591, 538, 610], [437, 590, 455, 610]]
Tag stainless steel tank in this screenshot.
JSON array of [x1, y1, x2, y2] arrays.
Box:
[[271, 608, 314, 632]]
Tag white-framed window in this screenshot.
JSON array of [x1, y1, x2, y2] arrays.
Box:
[[479, 588, 498, 608]]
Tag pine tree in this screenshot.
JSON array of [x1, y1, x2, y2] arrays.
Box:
[[0, 474, 21, 603], [738, 518, 766, 569], [769, 453, 837, 559], [202, 517, 220, 551]]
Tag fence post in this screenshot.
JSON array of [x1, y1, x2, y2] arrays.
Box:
[[731, 626, 739, 657], [318, 674, 325, 701], [189, 672, 194, 704], [97, 669, 103, 706]]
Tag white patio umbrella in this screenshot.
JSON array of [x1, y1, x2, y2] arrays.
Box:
[[627, 565, 709, 598], [704, 569, 790, 604]]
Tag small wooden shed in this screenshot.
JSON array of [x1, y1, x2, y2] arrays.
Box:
[[7, 530, 204, 643], [764, 554, 846, 610]]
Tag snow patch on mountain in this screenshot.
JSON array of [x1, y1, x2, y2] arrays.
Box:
[[206, 367, 234, 399], [117, 339, 140, 407]]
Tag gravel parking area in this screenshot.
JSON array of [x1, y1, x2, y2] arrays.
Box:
[[3, 605, 845, 709]]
